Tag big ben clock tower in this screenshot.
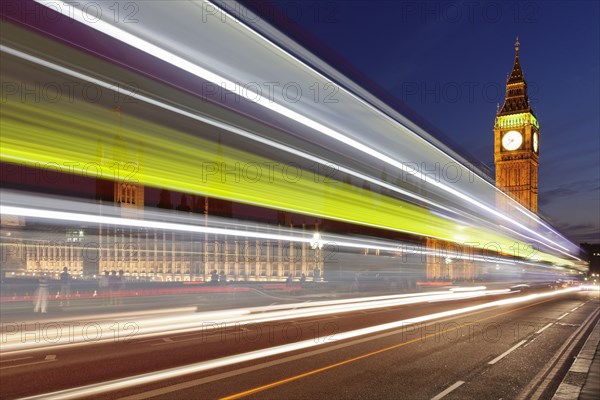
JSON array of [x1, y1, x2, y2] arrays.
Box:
[[494, 38, 539, 213]]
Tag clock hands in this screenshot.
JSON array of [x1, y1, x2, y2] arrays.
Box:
[[503, 135, 522, 151]]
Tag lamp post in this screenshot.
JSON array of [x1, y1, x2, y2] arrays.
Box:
[[310, 232, 324, 282]]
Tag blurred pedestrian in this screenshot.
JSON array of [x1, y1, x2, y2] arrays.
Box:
[[34, 275, 49, 313], [99, 271, 109, 305], [109, 270, 118, 305], [59, 267, 71, 306], [286, 273, 293, 286], [210, 269, 218, 284], [219, 271, 227, 284], [300, 273, 306, 285]]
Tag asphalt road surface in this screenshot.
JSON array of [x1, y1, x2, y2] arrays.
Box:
[[1, 288, 598, 399]]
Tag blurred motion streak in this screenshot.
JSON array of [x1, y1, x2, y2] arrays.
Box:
[[13, 287, 580, 400]]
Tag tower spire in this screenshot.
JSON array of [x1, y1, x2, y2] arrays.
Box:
[[507, 36, 524, 84], [498, 38, 532, 116]]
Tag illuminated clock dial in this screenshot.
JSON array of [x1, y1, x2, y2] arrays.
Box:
[[533, 132, 538, 152], [502, 130, 523, 151]]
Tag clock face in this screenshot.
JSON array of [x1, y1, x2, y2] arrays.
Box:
[[502, 130, 523, 151], [533, 132, 538, 152]]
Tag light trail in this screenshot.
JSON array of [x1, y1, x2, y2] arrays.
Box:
[[0, 190, 580, 268], [30, 0, 578, 260], [449, 286, 488, 292], [0, 45, 577, 266], [0, 46, 502, 253], [1, 288, 514, 354], [210, 0, 562, 240], [0, 44, 447, 213], [18, 287, 579, 400]]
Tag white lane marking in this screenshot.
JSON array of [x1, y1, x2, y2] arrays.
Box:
[[524, 337, 537, 347], [140, 330, 221, 343], [119, 325, 392, 400], [536, 323, 553, 334], [152, 338, 190, 346], [0, 356, 33, 363], [570, 307, 579, 312], [488, 340, 527, 365], [44, 355, 56, 361], [151, 328, 242, 346], [148, 337, 177, 346], [557, 313, 569, 320], [0, 358, 56, 370], [137, 338, 164, 343], [431, 381, 465, 400]]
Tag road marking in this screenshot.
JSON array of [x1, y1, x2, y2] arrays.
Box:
[[0, 356, 33, 363], [0, 357, 57, 370], [535, 323, 553, 334], [524, 336, 537, 347], [518, 308, 600, 400], [431, 381, 465, 400], [152, 338, 190, 346], [218, 299, 558, 400], [137, 338, 164, 343], [570, 307, 579, 312], [488, 340, 527, 365], [45, 355, 56, 361], [119, 335, 401, 400], [150, 326, 270, 346], [557, 313, 569, 320], [24, 297, 562, 400]]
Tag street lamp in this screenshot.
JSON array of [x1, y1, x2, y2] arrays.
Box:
[[310, 232, 324, 282]]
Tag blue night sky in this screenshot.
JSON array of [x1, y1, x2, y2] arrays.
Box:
[[241, 0, 600, 245]]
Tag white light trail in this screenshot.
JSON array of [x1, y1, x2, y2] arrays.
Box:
[[0, 45, 450, 216], [18, 288, 579, 400], [31, 0, 579, 260], [1, 288, 513, 354], [1, 193, 570, 271], [449, 286, 488, 292], [0, 43, 578, 265]]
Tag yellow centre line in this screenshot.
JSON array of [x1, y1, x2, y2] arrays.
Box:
[[220, 297, 558, 400]]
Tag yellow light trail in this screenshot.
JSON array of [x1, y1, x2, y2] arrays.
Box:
[[27, 0, 577, 258], [0, 86, 572, 266]]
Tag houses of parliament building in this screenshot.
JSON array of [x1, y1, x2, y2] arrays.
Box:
[[2, 177, 326, 282]]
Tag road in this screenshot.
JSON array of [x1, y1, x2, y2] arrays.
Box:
[[1, 288, 598, 399]]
